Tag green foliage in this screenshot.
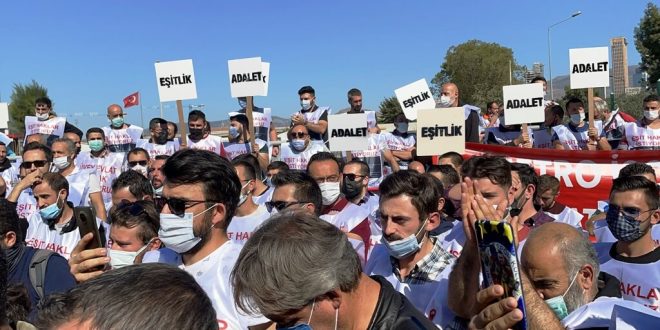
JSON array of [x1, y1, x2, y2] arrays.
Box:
[[560, 86, 600, 111], [613, 92, 649, 119], [431, 40, 526, 109], [634, 3, 660, 85], [377, 96, 403, 124], [8, 80, 49, 134]]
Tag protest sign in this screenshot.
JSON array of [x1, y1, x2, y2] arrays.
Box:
[[24, 116, 65, 137], [569, 47, 610, 89], [328, 113, 368, 152], [154, 59, 197, 102], [228, 57, 269, 98], [0, 103, 8, 129], [416, 107, 465, 156], [502, 84, 545, 125], [394, 79, 435, 121]]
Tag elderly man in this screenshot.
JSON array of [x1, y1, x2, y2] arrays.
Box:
[[278, 124, 328, 171], [436, 82, 480, 143], [231, 210, 437, 329]]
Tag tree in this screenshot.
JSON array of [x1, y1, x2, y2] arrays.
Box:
[[560, 86, 600, 112], [8, 80, 49, 135], [614, 92, 648, 119], [431, 40, 526, 109], [634, 3, 660, 86], [377, 96, 403, 124]]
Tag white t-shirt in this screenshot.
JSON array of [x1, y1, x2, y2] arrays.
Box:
[[350, 134, 386, 189], [279, 142, 328, 171], [562, 296, 660, 329], [188, 134, 225, 156], [252, 186, 274, 206], [179, 241, 269, 329], [552, 121, 604, 150], [75, 152, 125, 209], [619, 121, 660, 150], [543, 205, 583, 229], [136, 139, 180, 159], [223, 139, 268, 161], [102, 125, 143, 153], [436, 221, 467, 258], [65, 167, 101, 207], [25, 212, 105, 260], [380, 131, 415, 172], [15, 189, 38, 220], [227, 205, 270, 244]]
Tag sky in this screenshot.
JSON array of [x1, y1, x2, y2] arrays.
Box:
[[0, 0, 653, 133]]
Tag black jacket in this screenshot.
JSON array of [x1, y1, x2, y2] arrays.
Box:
[[368, 276, 437, 329]]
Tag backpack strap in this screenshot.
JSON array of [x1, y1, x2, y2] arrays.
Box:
[[29, 249, 55, 301]]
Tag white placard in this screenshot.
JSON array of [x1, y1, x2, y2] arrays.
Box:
[[154, 59, 197, 102], [24, 116, 66, 137], [0, 103, 8, 129], [502, 84, 545, 125], [228, 57, 269, 97], [416, 107, 465, 156], [569, 47, 610, 89], [327, 113, 368, 152], [394, 78, 435, 121]]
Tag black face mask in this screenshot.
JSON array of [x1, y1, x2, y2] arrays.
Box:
[[342, 179, 363, 200], [189, 128, 203, 140], [509, 191, 528, 218], [155, 131, 168, 144]]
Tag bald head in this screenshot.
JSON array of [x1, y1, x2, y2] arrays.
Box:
[[523, 222, 582, 255], [107, 104, 123, 116], [440, 83, 459, 107]]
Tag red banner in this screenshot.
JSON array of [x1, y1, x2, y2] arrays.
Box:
[[463, 143, 660, 226]]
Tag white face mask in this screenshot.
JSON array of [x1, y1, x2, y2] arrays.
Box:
[[36, 112, 50, 121], [52, 156, 71, 170], [238, 180, 252, 207], [131, 164, 148, 177], [438, 95, 453, 108], [570, 112, 585, 125], [644, 110, 659, 121], [301, 99, 312, 111], [108, 240, 152, 269], [158, 204, 217, 254], [319, 181, 341, 206]]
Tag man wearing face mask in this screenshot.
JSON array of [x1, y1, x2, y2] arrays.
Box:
[[76, 128, 125, 211], [223, 113, 268, 172], [291, 85, 330, 146], [136, 118, 180, 159], [265, 161, 289, 188], [226, 160, 270, 245], [381, 113, 415, 173], [51, 139, 107, 221], [126, 148, 150, 178], [618, 94, 660, 150], [365, 170, 456, 328], [234, 97, 279, 157], [148, 155, 167, 199], [342, 160, 382, 249], [436, 82, 480, 143], [279, 124, 328, 171], [28, 97, 71, 147], [187, 110, 225, 156], [553, 98, 611, 150], [102, 104, 144, 153], [508, 163, 555, 241], [308, 152, 372, 263], [6, 143, 52, 220], [532, 104, 565, 149], [156, 149, 271, 329]]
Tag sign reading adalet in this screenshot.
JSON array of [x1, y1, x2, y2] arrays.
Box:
[[502, 83, 545, 125], [327, 113, 368, 152], [569, 47, 610, 89], [228, 57, 270, 97]]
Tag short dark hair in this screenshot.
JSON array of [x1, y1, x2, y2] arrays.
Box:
[[109, 200, 159, 244], [427, 164, 460, 187], [531, 76, 547, 83], [271, 171, 322, 216], [549, 104, 565, 118], [438, 151, 464, 169], [22, 142, 52, 162], [298, 86, 315, 96], [379, 170, 441, 220], [565, 97, 584, 110], [233, 153, 264, 180], [619, 162, 656, 180], [167, 121, 178, 136], [63, 124, 83, 140], [610, 176, 659, 210], [344, 159, 369, 177], [229, 113, 249, 130], [462, 156, 512, 190], [0, 199, 22, 241], [111, 170, 153, 200], [163, 149, 241, 230], [149, 118, 167, 130], [537, 174, 560, 195], [86, 127, 105, 140], [233, 159, 256, 181], [511, 163, 538, 199], [643, 94, 659, 103], [347, 88, 362, 98], [39, 173, 69, 195], [35, 97, 52, 108], [128, 147, 149, 160], [35, 263, 217, 330], [267, 161, 289, 172], [154, 154, 169, 161], [487, 101, 499, 109], [307, 152, 342, 173], [188, 110, 206, 122]]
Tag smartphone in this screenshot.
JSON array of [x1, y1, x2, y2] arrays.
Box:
[[475, 220, 527, 330], [75, 206, 103, 250]]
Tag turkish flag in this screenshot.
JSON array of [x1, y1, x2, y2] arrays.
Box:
[[123, 92, 140, 108]]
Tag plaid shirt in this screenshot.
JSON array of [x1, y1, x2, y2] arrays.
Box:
[[390, 236, 455, 285]]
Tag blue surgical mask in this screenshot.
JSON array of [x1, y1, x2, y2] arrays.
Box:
[[111, 117, 124, 128], [291, 139, 306, 151], [605, 206, 646, 242], [265, 177, 273, 188], [39, 193, 63, 220], [158, 204, 217, 254], [381, 218, 429, 259], [544, 271, 579, 320], [89, 140, 105, 152], [395, 123, 408, 133], [238, 99, 247, 109], [570, 112, 584, 125], [229, 126, 240, 139]]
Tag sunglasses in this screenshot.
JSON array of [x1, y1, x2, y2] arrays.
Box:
[[265, 200, 306, 213], [290, 132, 307, 139], [162, 197, 218, 216], [128, 160, 148, 167], [607, 204, 655, 219], [114, 200, 147, 220], [20, 160, 48, 169], [343, 173, 365, 182]]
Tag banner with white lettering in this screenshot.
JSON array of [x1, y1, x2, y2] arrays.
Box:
[[0, 103, 8, 129], [569, 47, 610, 89], [154, 59, 197, 102], [464, 143, 660, 225], [502, 84, 545, 125], [24, 116, 66, 137], [417, 107, 465, 156], [394, 79, 435, 121], [228, 57, 269, 97], [328, 113, 368, 152]]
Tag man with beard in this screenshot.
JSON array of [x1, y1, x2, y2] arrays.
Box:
[[186, 110, 224, 156], [535, 174, 583, 229], [136, 118, 180, 158]]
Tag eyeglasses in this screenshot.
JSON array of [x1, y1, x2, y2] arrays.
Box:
[[607, 204, 655, 219], [128, 160, 148, 167], [117, 200, 146, 217], [290, 132, 307, 139], [162, 197, 219, 217], [314, 175, 339, 184], [20, 160, 48, 169], [265, 200, 306, 213], [343, 173, 366, 182]]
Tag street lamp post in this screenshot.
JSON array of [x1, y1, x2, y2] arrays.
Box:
[[547, 11, 582, 100]]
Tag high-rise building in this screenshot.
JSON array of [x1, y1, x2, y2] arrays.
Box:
[[610, 37, 629, 96], [524, 62, 545, 83]]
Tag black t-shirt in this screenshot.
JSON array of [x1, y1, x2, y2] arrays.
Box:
[[367, 275, 437, 329]]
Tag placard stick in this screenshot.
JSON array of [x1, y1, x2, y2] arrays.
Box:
[[587, 88, 595, 131], [521, 123, 529, 143], [176, 100, 188, 148], [246, 96, 256, 145]]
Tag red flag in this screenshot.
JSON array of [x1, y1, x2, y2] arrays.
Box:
[[123, 92, 140, 108]]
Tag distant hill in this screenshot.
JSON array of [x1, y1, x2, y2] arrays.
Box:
[[551, 64, 642, 99]]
